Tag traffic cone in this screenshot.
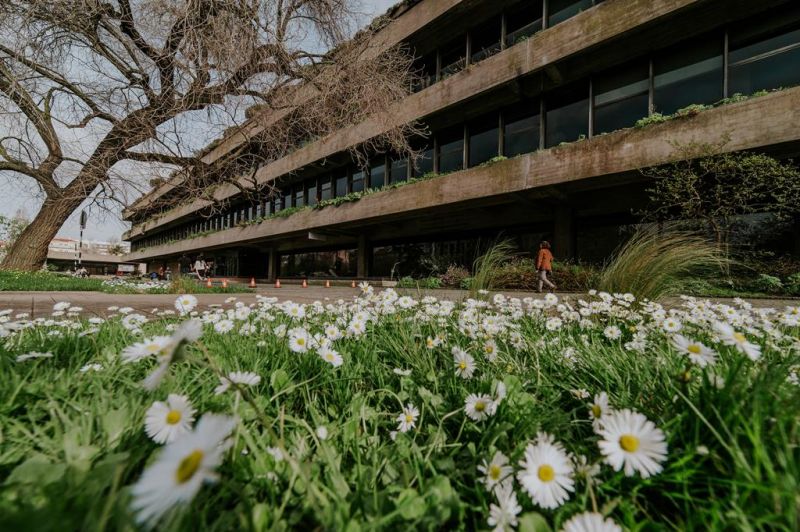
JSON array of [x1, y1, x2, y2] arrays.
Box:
[[325, 280, 331, 288], [222, 279, 228, 288], [302, 279, 308, 288], [206, 278, 212, 288], [249, 277, 256, 288], [275, 279, 281, 288], [351, 280, 356, 288]]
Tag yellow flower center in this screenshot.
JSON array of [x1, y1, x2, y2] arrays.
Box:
[[405, 414, 414, 423], [591, 404, 602, 418], [474, 401, 486, 412], [489, 464, 502, 480], [297, 338, 305, 345], [326, 353, 334, 361], [146, 343, 161, 353], [166, 410, 182, 425], [459, 361, 467, 369], [619, 434, 640, 452], [733, 332, 746, 344], [537, 464, 555, 482], [688, 344, 702, 354], [175, 449, 203, 484]]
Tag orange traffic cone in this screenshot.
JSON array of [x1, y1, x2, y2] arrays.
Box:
[[275, 279, 281, 288], [325, 280, 331, 288], [351, 280, 356, 288], [302, 279, 308, 288], [249, 277, 256, 288], [206, 278, 212, 288], [222, 279, 228, 288]]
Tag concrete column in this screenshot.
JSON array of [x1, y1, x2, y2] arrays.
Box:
[[267, 248, 279, 281], [554, 205, 576, 261], [357, 235, 369, 278]]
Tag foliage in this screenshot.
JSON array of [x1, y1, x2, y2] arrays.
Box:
[[439, 265, 471, 288], [753, 274, 784, 294], [0, 291, 798, 530], [597, 226, 727, 300], [634, 113, 670, 128], [641, 140, 800, 247], [470, 239, 516, 296], [0, 271, 249, 294], [0, 270, 105, 292], [0, 214, 29, 259], [787, 273, 800, 296]]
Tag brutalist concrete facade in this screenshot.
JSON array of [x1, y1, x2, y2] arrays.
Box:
[[123, 0, 800, 279]]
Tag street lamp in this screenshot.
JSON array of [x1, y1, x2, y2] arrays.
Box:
[[76, 209, 87, 270]]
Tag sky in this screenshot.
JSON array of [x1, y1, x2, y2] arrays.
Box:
[[0, 0, 399, 243]]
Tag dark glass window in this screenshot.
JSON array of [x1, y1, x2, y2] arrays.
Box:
[[370, 157, 386, 189], [255, 204, 262, 218], [438, 127, 465, 173], [294, 186, 304, 208], [654, 34, 723, 115], [390, 155, 409, 183], [265, 199, 273, 216], [414, 143, 434, 176], [439, 36, 466, 80], [548, 0, 593, 27], [505, 1, 543, 47], [545, 82, 589, 147], [470, 16, 502, 64], [412, 52, 438, 92], [335, 172, 348, 197], [729, 24, 800, 96], [593, 61, 650, 134], [282, 190, 291, 209], [320, 178, 332, 201], [469, 114, 499, 167], [504, 101, 541, 157], [307, 181, 318, 207], [351, 168, 366, 193]]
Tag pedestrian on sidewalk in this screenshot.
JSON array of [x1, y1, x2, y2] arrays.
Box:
[[536, 240, 557, 293]]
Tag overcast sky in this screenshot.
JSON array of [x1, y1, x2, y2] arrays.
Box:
[[0, 0, 399, 243]]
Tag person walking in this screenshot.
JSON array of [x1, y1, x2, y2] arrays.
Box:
[[193, 254, 207, 280], [536, 240, 557, 293]]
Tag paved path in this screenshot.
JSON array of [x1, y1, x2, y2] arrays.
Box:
[[0, 287, 796, 318]]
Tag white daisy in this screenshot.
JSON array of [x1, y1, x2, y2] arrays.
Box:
[[597, 408, 668, 478], [561, 512, 622, 532], [517, 433, 574, 509], [121, 336, 173, 363], [713, 321, 761, 361], [121, 313, 148, 331], [80, 363, 103, 373], [144, 394, 196, 444], [478, 451, 513, 492], [16, 351, 54, 362], [603, 325, 622, 340], [396, 403, 419, 433], [315, 426, 329, 440], [487, 482, 522, 532], [288, 330, 311, 353], [483, 339, 499, 362], [174, 295, 198, 315], [142, 320, 203, 391], [214, 371, 261, 395], [318, 346, 343, 367], [213, 319, 234, 334], [661, 317, 682, 333], [672, 335, 717, 367], [393, 368, 412, 376], [130, 414, 236, 527], [464, 393, 495, 421], [588, 392, 611, 431], [453, 347, 476, 379]]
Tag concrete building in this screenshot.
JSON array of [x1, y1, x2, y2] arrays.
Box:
[[123, 0, 800, 280], [45, 238, 136, 275]]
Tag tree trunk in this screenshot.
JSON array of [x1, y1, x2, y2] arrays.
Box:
[[0, 195, 84, 271]]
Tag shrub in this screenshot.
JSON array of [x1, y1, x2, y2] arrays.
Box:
[[423, 277, 442, 289], [752, 274, 783, 294], [459, 277, 473, 290], [635, 113, 670, 128], [397, 276, 416, 288], [786, 272, 800, 296], [439, 265, 470, 288], [470, 240, 516, 296]]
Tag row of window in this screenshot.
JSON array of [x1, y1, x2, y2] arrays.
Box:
[[131, 12, 800, 252]]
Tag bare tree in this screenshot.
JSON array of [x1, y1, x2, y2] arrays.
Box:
[[0, 0, 420, 270]]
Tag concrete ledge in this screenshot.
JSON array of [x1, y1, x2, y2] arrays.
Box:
[[125, 0, 699, 238], [124, 86, 800, 261]]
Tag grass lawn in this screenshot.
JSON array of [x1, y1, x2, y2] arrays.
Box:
[[0, 289, 798, 530], [0, 270, 251, 294]]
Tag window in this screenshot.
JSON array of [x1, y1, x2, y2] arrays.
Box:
[[320, 177, 332, 201], [439, 36, 466, 80], [505, 1, 543, 47], [729, 21, 800, 96], [370, 157, 386, 189], [470, 16, 502, 64], [351, 168, 366, 193], [503, 101, 541, 156], [593, 61, 649, 134], [294, 185, 304, 208], [469, 114, 499, 167], [307, 181, 318, 207], [335, 172, 348, 197], [548, 0, 593, 27], [545, 82, 589, 147], [654, 34, 723, 115], [437, 127, 465, 173], [413, 143, 434, 177], [412, 53, 437, 92], [282, 189, 291, 209], [390, 155, 409, 183]]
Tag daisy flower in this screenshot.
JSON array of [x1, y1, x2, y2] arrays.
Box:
[[478, 451, 513, 492], [487, 482, 522, 532], [130, 414, 236, 527], [464, 393, 495, 421], [483, 339, 499, 362], [142, 320, 203, 391], [672, 335, 717, 367], [561, 512, 622, 532], [713, 321, 761, 361], [597, 408, 667, 478], [393, 368, 412, 376], [517, 433, 574, 509], [213, 319, 234, 334], [603, 325, 621, 340], [214, 371, 261, 395], [318, 347, 343, 367], [288, 330, 311, 353], [661, 317, 682, 333], [453, 347, 476, 379], [396, 403, 419, 433], [80, 363, 103, 373], [588, 392, 611, 431], [174, 295, 198, 315], [144, 394, 196, 444], [121, 336, 173, 363], [315, 426, 329, 440], [16, 351, 54, 362]]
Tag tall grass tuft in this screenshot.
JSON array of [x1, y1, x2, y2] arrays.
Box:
[[597, 225, 727, 300], [470, 239, 516, 297]]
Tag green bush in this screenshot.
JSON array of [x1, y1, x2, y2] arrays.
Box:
[[439, 264, 470, 288], [786, 272, 800, 296], [459, 277, 473, 290], [752, 274, 783, 294], [423, 277, 442, 289], [397, 276, 416, 288]]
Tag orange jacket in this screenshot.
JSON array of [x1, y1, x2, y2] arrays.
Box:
[[536, 248, 553, 271]]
